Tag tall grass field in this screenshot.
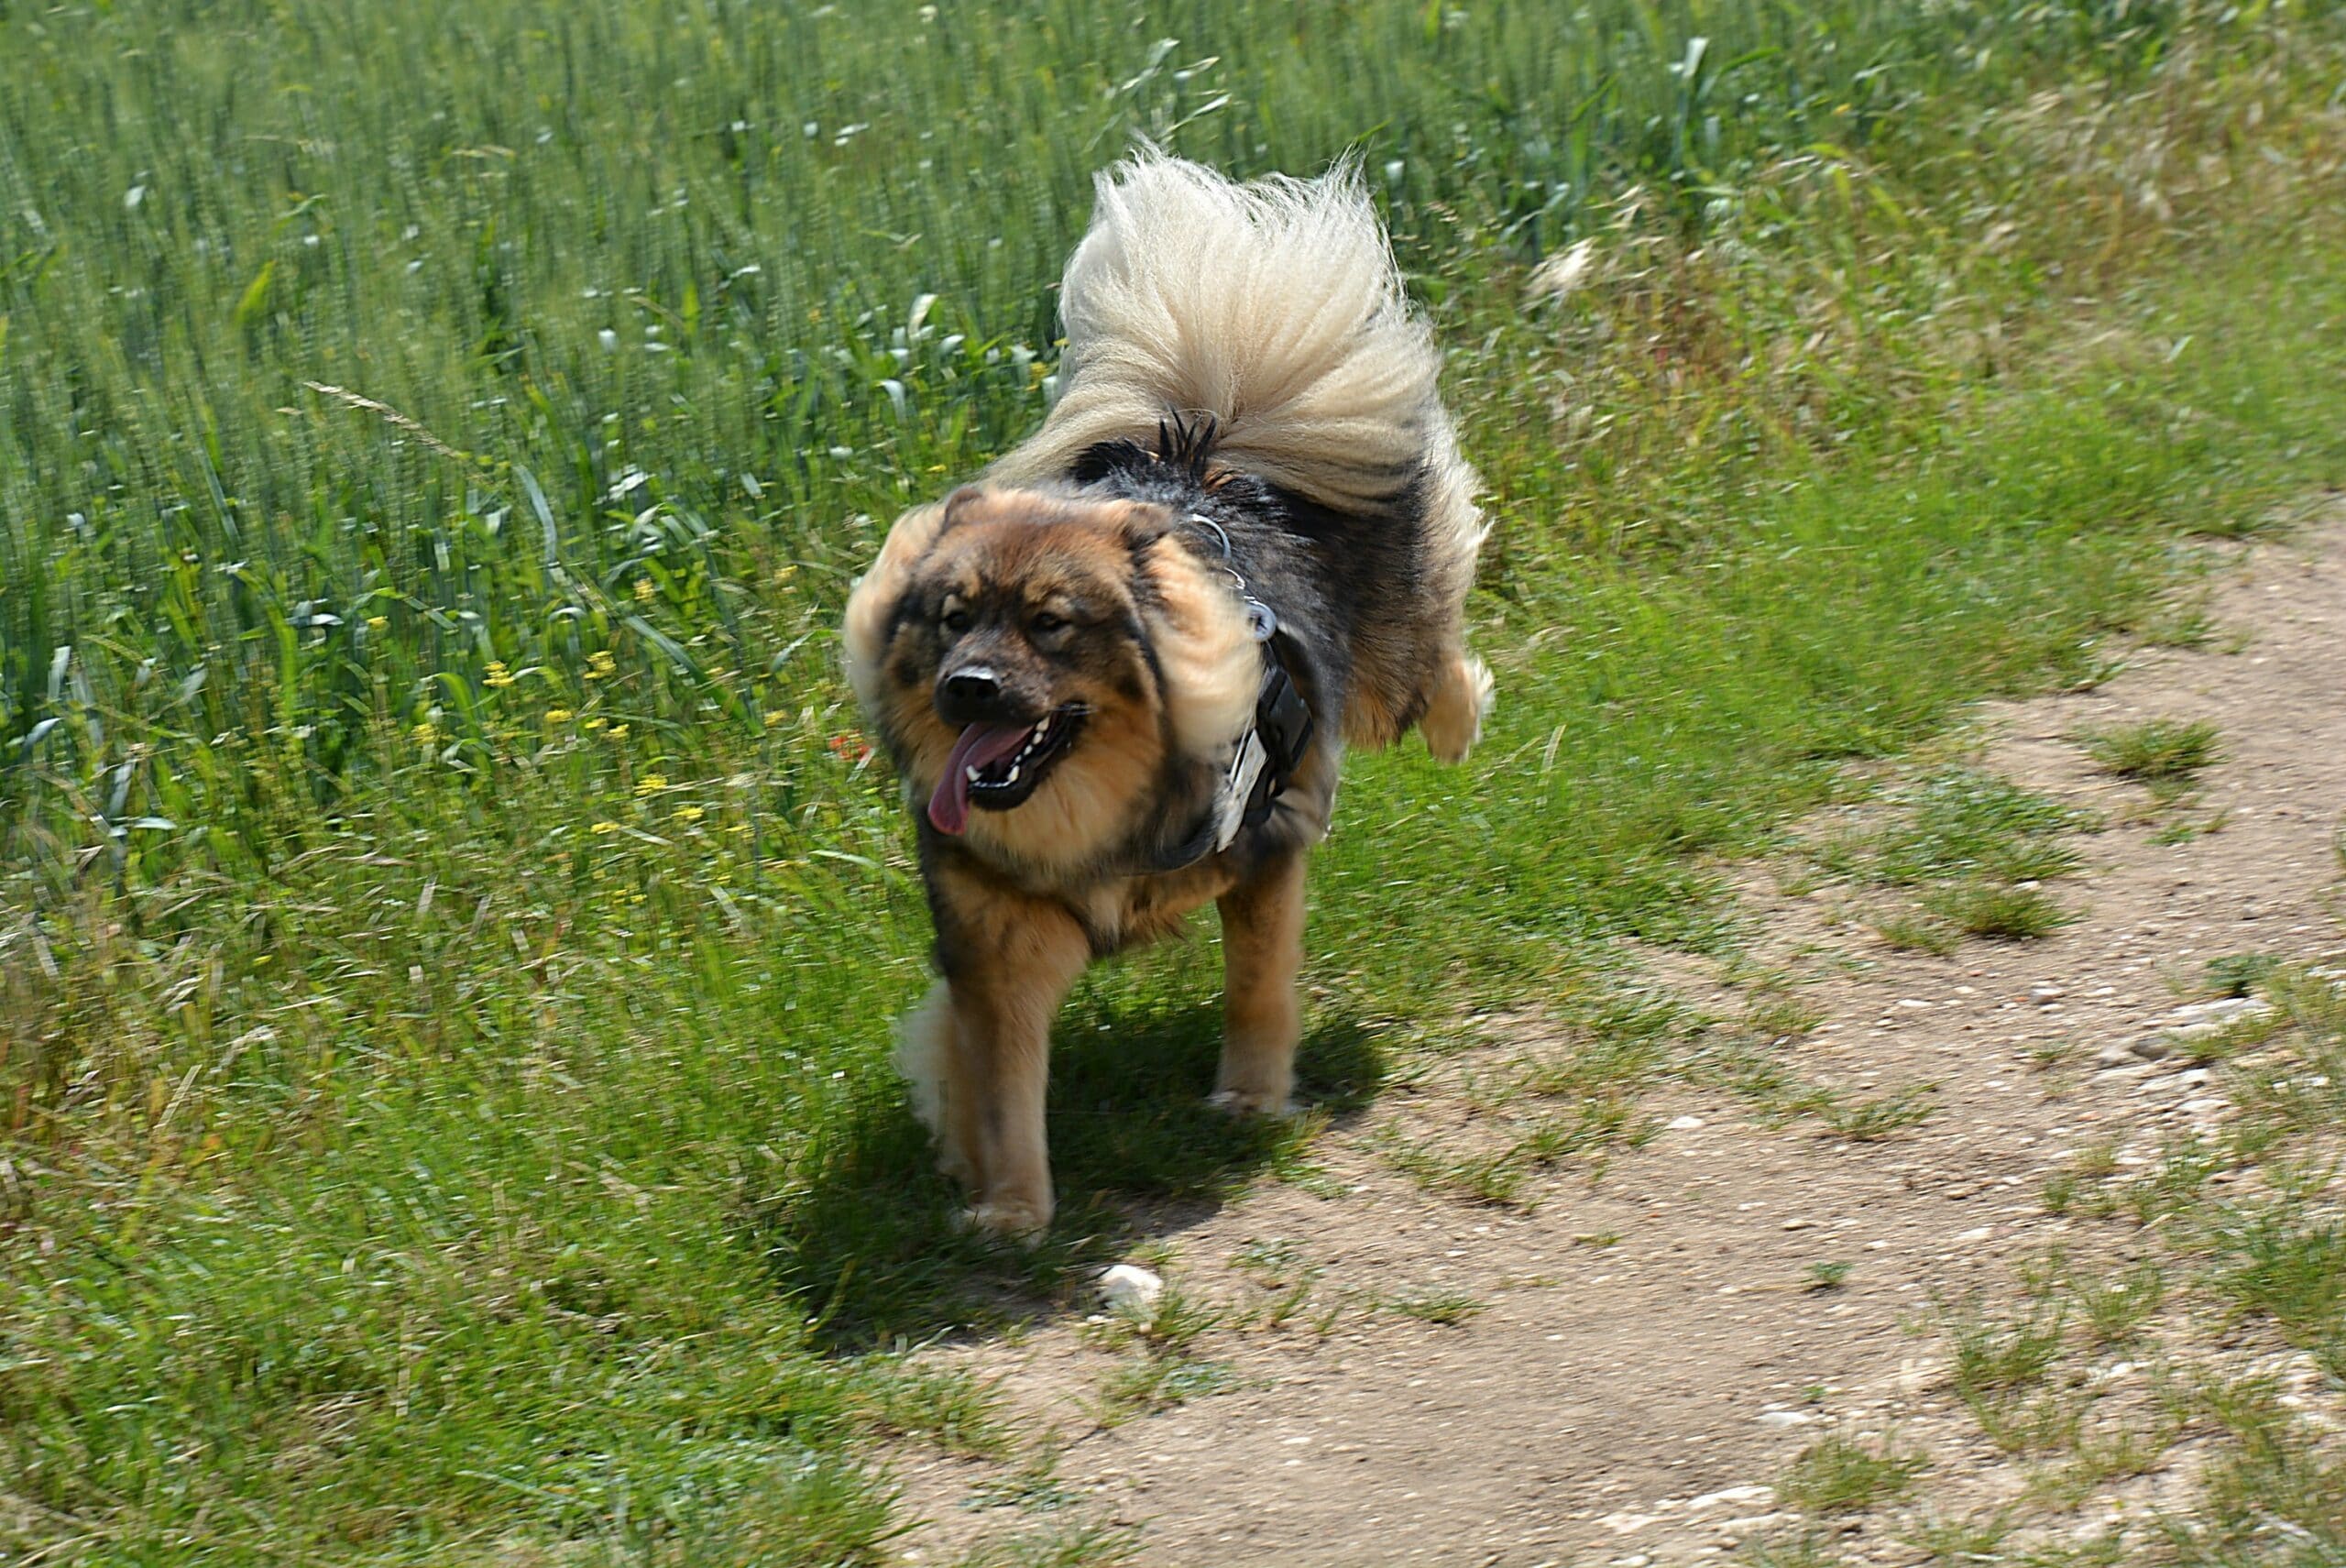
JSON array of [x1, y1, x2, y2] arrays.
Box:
[[5, 1, 2346, 1562]]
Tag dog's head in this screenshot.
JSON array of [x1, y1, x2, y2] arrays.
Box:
[[842, 485, 1257, 872]]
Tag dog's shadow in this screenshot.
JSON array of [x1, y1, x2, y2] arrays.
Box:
[[751, 997, 1385, 1350]]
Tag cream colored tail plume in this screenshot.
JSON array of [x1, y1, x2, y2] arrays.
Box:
[[988, 148, 1484, 596]]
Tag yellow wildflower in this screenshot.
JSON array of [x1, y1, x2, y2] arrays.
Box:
[[605, 724, 630, 740], [633, 773, 668, 796], [545, 708, 574, 723], [590, 821, 619, 835], [633, 578, 656, 603], [366, 615, 389, 631], [674, 804, 705, 824], [585, 650, 618, 681], [484, 661, 515, 689]]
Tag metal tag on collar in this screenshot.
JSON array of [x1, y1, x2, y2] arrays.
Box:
[[1244, 598, 1277, 641], [1211, 729, 1268, 852]]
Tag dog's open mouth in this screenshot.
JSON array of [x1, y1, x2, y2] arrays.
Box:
[[926, 706, 1087, 835]]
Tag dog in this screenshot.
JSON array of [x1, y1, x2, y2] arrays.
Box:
[[841, 150, 1491, 1234]]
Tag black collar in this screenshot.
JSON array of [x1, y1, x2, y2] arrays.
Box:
[[1142, 516, 1316, 872]]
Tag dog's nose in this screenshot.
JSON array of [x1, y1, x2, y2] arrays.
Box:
[[937, 665, 1009, 726]]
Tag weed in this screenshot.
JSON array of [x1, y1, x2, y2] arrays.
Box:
[[966, 1449, 1084, 1516], [1780, 1434, 1927, 1514], [1924, 882, 2076, 940], [2210, 1207, 2346, 1346], [1903, 1508, 2015, 1564], [1817, 1085, 1939, 1142], [2026, 1037, 2080, 1071], [1873, 913, 1962, 956], [1091, 1354, 1233, 1422], [2074, 1261, 2168, 1346], [954, 1519, 1142, 1568], [1946, 1299, 2068, 1403], [2080, 718, 2222, 789], [861, 1362, 1013, 1458], [1738, 1535, 1847, 1567], [2041, 1169, 2083, 1216], [1230, 1238, 1310, 1285], [1805, 1262, 1853, 1291], [1380, 1290, 1487, 1325], [1377, 1127, 1534, 1208], [1745, 992, 1828, 1041], [2149, 810, 2227, 845]]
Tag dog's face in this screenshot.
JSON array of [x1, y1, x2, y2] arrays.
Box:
[[843, 486, 1256, 872]]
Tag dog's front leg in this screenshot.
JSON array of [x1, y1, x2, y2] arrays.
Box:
[[933, 883, 1090, 1236], [1211, 848, 1305, 1116]]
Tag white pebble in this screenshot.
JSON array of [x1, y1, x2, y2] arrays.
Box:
[[1098, 1263, 1164, 1313]]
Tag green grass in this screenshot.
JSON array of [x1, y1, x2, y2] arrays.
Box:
[[1817, 770, 2095, 889], [6, 0, 2346, 1560], [1814, 768, 2093, 955]]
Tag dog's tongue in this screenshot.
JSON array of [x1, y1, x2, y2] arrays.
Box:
[[927, 721, 1036, 835]]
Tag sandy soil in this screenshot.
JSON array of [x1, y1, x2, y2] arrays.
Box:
[[882, 511, 2346, 1568]]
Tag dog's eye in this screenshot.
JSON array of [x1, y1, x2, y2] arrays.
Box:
[[1029, 612, 1067, 636], [940, 608, 972, 634]]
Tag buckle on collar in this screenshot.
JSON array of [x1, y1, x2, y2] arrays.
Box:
[[1210, 634, 1315, 853]]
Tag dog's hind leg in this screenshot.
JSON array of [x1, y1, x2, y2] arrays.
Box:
[[1211, 848, 1306, 1117], [932, 887, 1091, 1237], [1419, 649, 1495, 763]]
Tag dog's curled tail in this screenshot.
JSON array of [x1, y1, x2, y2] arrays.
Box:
[[990, 148, 1489, 758]]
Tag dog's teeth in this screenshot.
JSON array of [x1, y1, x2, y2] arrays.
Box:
[[1004, 765, 1020, 784], [965, 766, 981, 783], [1035, 715, 1050, 736]]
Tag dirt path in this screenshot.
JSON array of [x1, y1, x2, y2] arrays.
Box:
[[883, 513, 2346, 1567]]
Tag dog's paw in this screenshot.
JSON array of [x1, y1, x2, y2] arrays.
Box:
[[958, 1200, 1052, 1240], [1421, 653, 1494, 763], [1206, 1087, 1300, 1119]]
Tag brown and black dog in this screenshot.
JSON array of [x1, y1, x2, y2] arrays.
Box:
[[842, 151, 1491, 1234]]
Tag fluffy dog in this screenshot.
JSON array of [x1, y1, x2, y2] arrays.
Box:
[[841, 150, 1491, 1234]]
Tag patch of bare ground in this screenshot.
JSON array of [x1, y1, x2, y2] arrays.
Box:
[[881, 512, 2346, 1568]]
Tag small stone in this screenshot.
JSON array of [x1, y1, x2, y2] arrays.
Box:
[[2171, 997, 2273, 1026], [1757, 1410, 1815, 1429], [1667, 1115, 1705, 1131], [1895, 1357, 1948, 1396], [1098, 1263, 1165, 1313], [1686, 1486, 1773, 1512], [2128, 1035, 2174, 1061]]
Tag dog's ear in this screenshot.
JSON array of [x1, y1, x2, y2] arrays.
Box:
[[938, 485, 990, 532], [1109, 500, 1178, 551]]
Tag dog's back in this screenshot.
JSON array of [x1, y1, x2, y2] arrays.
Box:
[[987, 149, 1491, 759]]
